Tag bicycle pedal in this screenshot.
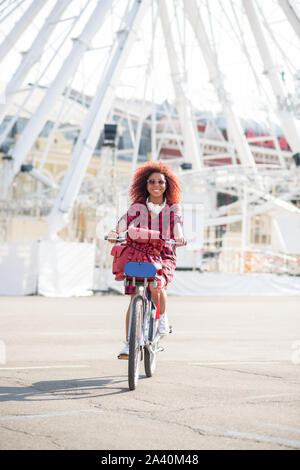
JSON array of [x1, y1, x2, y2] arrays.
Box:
[[117, 354, 128, 360]]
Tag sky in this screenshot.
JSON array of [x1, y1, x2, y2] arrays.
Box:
[[0, 0, 299, 127]]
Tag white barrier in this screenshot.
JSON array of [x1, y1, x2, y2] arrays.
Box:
[[0, 242, 299, 297], [0, 242, 38, 295], [38, 241, 95, 297], [167, 271, 300, 296], [0, 241, 95, 296], [105, 269, 300, 296]]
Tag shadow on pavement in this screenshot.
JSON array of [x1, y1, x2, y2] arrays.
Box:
[[0, 375, 130, 402]]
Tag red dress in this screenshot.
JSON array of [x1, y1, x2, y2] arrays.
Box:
[[116, 201, 183, 294]]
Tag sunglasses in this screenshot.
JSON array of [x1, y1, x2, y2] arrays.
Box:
[[147, 179, 166, 185]]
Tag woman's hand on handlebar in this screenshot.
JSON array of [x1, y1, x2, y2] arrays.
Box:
[[174, 237, 186, 247], [106, 230, 118, 244], [165, 238, 186, 247]]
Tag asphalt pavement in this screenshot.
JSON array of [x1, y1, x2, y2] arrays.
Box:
[[0, 295, 299, 450]]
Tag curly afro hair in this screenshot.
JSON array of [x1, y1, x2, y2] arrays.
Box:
[[129, 160, 182, 204]]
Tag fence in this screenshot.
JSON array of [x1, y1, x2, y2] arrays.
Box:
[[191, 247, 300, 276]]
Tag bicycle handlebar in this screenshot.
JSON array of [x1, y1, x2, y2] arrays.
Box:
[[105, 235, 187, 246], [165, 239, 187, 246], [105, 235, 126, 243]]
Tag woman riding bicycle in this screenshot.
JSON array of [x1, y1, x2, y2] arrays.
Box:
[[107, 161, 185, 359]]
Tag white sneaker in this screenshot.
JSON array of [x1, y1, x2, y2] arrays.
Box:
[[158, 313, 169, 336], [118, 341, 129, 359]]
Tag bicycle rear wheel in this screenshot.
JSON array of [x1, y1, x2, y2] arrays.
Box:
[[128, 296, 143, 390], [144, 314, 158, 377]]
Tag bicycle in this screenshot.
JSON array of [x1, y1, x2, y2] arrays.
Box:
[[105, 234, 185, 390]]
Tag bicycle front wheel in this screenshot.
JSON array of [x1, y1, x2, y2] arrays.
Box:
[[128, 296, 144, 391], [144, 315, 158, 377]]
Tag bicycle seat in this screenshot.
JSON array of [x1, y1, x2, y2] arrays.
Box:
[[124, 262, 157, 278]]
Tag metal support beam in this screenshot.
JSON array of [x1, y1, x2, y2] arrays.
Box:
[[185, 0, 257, 171], [7, 0, 112, 190], [0, 0, 47, 63], [27, 168, 58, 189], [159, 0, 202, 170], [47, 0, 151, 238], [278, 0, 300, 41], [0, 0, 72, 125], [243, 0, 300, 154]]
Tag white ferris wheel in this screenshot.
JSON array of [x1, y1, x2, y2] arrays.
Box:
[[0, 0, 299, 242]]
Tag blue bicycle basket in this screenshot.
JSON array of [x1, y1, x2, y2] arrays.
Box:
[[124, 262, 157, 278]]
